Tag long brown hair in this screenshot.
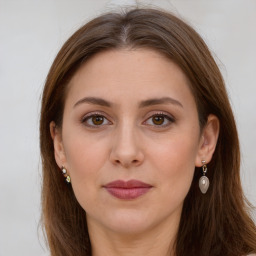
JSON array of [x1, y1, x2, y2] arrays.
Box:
[[40, 7, 256, 256]]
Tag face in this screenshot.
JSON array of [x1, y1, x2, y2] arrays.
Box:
[[53, 48, 207, 236]]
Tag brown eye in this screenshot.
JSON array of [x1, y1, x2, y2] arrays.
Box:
[[82, 114, 111, 128], [92, 116, 104, 125], [152, 116, 165, 125], [144, 113, 175, 128]]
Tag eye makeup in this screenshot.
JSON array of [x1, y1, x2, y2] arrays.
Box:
[[80, 110, 175, 129]]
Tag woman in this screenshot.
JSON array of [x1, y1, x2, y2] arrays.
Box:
[[40, 7, 256, 256]]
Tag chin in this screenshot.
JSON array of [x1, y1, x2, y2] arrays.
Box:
[[106, 219, 152, 235], [97, 208, 163, 235]]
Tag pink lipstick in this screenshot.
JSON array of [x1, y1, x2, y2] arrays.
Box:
[[104, 179, 152, 200]]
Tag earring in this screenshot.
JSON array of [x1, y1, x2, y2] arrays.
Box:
[[199, 160, 209, 194], [61, 166, 71, 183]]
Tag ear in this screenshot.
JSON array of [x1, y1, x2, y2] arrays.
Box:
[[50, 121, 67, 168], [195, 114, 220, 167]]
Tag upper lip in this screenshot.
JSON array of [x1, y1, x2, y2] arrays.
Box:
[[104, 179, 152, 188]]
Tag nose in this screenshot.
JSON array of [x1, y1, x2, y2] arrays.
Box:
[[109, 122, 144, 168]]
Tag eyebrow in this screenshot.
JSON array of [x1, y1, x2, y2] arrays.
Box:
[[138, 97, 183, 108], [74, 97, 113, 108], [73, 96, 183, 108]]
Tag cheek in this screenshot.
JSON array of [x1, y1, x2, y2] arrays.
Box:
[[63, 131, 108, 185], [150, 133, 199, 195], [62, 133, 110, 211]]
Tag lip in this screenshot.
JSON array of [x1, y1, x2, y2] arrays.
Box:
[[103, 179, 153, 200]]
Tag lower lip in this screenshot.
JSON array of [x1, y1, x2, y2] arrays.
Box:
[[105, 187, 152, 200]]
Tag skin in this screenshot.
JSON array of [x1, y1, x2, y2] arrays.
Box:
[[51, 48, 219, 256]]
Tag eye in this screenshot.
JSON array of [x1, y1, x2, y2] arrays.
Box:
[[81, 113, 111, 128], [144, 113, 175, 128]]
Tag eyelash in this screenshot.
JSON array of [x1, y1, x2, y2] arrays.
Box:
[[81, 111, 175, 129], [144, 113, 175, 128], [81, 112, 111, 128]]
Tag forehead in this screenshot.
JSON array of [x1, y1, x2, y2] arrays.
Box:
[[65, 48, 195, 109]]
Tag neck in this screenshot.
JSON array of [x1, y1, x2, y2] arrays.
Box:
[[87, 214, 179, 256]]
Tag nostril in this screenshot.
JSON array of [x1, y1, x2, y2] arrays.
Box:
[[114, 159, 138, 168], [110, 147, 145, 168]]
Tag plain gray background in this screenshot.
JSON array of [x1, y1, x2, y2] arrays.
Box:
[[0, 0, 255, 255]]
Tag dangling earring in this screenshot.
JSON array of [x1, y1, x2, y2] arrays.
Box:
[[199, 160, 209, 194], [61, 166, 71, 183]]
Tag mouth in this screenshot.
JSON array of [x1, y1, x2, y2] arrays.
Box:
[[103, 179, 153, 200]]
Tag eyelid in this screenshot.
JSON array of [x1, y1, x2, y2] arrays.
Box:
[[81, 111, 112, 128], [143, 111, 175, 127], [81, 110, 175, 128]]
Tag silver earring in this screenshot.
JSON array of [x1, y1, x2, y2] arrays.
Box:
[[199, 160, 209, 194], [61, 166, 71, 183]]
